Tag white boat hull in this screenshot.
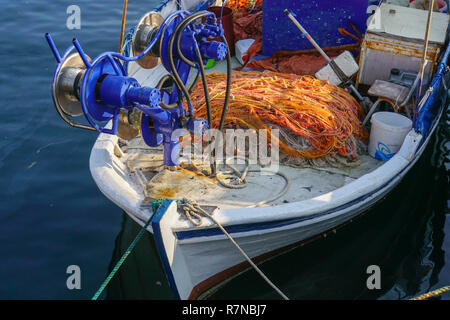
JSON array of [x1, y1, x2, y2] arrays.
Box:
[[87, 0, 450, 300], [89, 124, 438, 299], [147, 126, 437, 299]]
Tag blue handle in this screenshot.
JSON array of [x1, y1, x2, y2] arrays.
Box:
[[45, 33, 62, 63]]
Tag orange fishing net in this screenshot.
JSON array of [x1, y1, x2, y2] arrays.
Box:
[[227, 0, 262, 12], [189, 71, 368, 163]]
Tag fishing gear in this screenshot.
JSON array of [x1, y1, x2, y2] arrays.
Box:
[[45, 10, 232, 169], [190, 71, 368, 162]]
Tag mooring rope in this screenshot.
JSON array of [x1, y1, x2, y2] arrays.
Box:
[[179, 198, 290, 300], [213, 156, 291, 206], [91, 213, 154, 300], [217, 168, 291, 207], [410, 286, 450, 300]]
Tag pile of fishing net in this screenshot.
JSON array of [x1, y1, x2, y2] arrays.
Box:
[[226, 0, 263, 17], [189, 71, 369, 168]]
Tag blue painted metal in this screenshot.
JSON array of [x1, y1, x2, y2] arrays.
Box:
[[199, 41, 227, 60], [99, 76, 160, 109], [159, 11, 219, 72], [137, 9, 222, 166], [45, 33, 62, 63], [262, 0, 370, 56], [160, 14, 189, 73], [79, 53, 127, 126], [47, 9, 227, 167], [415, 41, 450, 138], [72, 38, 92, 68], [187, 117, 209, 136], [45, 38, 97, 131]]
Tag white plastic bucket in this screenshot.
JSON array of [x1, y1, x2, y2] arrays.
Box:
[[368, 112, 412, 161]]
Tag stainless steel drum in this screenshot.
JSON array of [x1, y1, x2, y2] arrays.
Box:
[[52, 53, 90, 116], [131, 11, 164, 69]]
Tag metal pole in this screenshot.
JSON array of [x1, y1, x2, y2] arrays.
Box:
[[417, 0, 435, 101], [118, 0, 128, 53], [284, 9, 366, 103], [284, 9, 331, 63]]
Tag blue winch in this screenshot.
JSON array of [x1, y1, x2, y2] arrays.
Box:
[[45, 10, 231, 168]]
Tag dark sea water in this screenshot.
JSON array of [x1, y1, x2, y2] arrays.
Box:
[[0, 0, 449, 300]]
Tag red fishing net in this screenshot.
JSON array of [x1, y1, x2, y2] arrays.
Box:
[[189, 71, 368, 166]]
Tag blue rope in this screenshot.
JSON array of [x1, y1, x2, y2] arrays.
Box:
[[121, 27, 135, 75]]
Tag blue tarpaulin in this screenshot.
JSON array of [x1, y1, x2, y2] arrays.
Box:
[[262, 0, 371, 55], [415, 41, 450, 139]]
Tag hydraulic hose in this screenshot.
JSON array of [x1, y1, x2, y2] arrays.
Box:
[[188, 68, 200, 93], [194, 44, 212, 126], [217, 34, 232, 132], [167, 11, 211, 116], [156, 73, 183, 109], [169, 10, 232, 130], [166, 12, 233, 175], [194, 43, 216, 175], [209, 34, 232, 176]]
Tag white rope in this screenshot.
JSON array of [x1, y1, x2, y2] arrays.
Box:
[[179, 198, 290, 300]]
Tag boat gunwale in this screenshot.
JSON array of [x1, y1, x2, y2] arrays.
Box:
[[154, 105, 444, 300], [86, 0, 450, 300]]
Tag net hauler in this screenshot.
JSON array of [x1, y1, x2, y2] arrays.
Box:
[[45, 10, 230, 168]]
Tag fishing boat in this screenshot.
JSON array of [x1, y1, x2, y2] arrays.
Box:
[[46, 0, 450, 299]]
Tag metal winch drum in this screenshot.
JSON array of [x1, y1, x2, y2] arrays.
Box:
[[132, 11, 164, 69], [52, 52, 90, 117]]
